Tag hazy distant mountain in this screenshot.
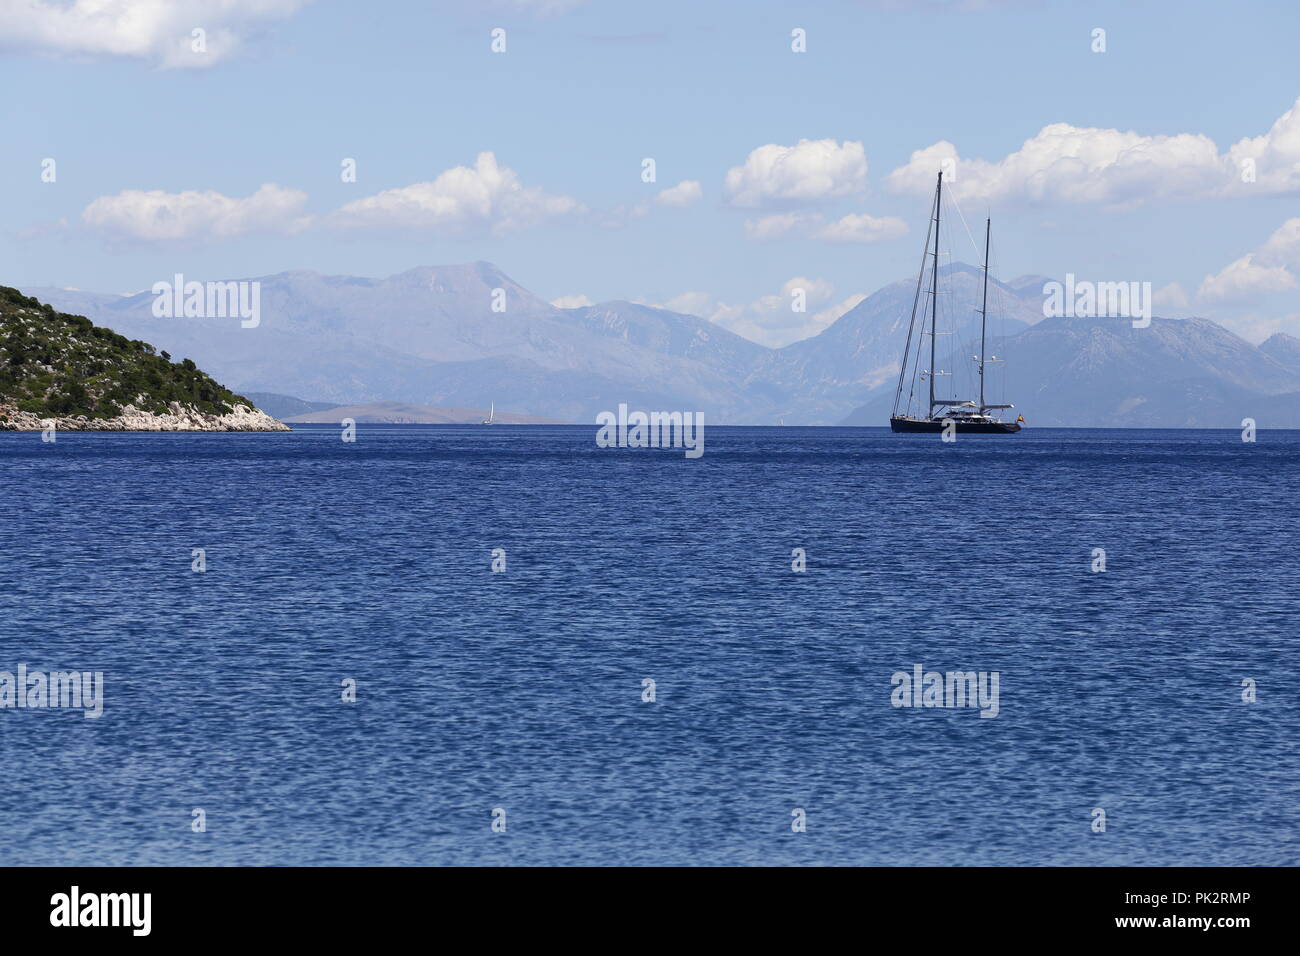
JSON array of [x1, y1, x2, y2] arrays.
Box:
[[26, 263, 785, 424], [1005, 274, 1054, 296], [843, 314, 1300, 427], [1259, 332, 1300, 376], [569, 299, 768, 374], [24, 261, 1300, 427], [242, 392, 336, 420], [20, 281, 440, 408], [748, 262, 1040, 421]]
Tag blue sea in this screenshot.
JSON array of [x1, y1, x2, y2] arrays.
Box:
[[1, 425, 1295, 866]]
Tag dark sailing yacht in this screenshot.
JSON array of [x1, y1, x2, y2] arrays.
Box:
[[889, 170, 1021, 434]]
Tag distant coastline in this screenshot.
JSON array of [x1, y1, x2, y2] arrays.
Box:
[[279, 399, 564, 425]]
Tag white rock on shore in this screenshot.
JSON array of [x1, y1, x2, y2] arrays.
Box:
[[0, 401, 290, 432]]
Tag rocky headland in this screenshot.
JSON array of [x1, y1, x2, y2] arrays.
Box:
[[0, 286, 287, 432]]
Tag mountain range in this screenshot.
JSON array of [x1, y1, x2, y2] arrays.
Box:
[[23, 262, 1300, 427]]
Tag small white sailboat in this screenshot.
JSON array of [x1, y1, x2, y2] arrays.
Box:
[[482, 402, 495, 425]]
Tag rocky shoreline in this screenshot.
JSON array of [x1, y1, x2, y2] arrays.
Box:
[[0, 401, 290, 432]]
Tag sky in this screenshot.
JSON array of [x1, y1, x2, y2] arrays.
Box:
[[2, 0, 1299, 347]]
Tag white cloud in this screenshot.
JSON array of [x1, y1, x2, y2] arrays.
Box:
[[725, 139, 868, 208], [814, 212, 908, 243], [1257, 217, 1300, 263], [651, 277, 858, 348], [1226, 98, 1300, 194], [656, 180, 703, 208], [82, 184, 309, 241], [658, 291, 717, 317], [1152, 282, 1191, 312], [550, 294, 594, 309], [1198, 256, 1297, 303], [0, 0, 311, 68], [1216, 311, 1300, 345], [744, 210, 906, 243], [888, 128, 1222, 206], [812, 292, 867, 329], [782, 276, 835, 304], [1198, 217, 1300, 302], [332, 152, 583, 235], [887, 97, 1300, 206]]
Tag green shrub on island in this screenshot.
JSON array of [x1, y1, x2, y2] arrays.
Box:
[[0, 285, 253, 419]]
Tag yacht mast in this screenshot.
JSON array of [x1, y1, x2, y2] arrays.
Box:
[[890, 187, 936, 419], [978, 217, 990, 410], [929, 170, 941, 419]]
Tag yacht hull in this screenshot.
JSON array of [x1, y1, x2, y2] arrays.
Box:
[[890, 416, 1021, 434]]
